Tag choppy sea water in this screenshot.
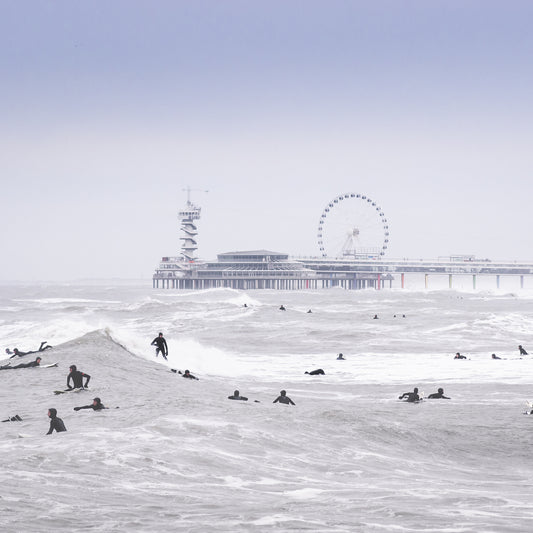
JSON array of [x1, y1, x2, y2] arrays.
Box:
[[0, 281, 532, 532]]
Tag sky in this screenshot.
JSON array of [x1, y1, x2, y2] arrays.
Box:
[[1, 0, 533, 281]]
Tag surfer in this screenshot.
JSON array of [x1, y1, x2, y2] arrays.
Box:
[[2, 414, 22, 422], [279, 305, 286, 311], [182, 370, 199, 380], [228, 390, 248, 401], [273, 390, 295, 405], [10, 342, 52, 358], [305, 368, 325, 375], [398, 387, 420, 402], [373, 314, 379, 319], [67, 365, 91, 389], [46, 408, 67, 435], [427, 388, 450, 399], [151, 332, 168, 360], [74, 397, 107, 411], [454, 352, 467, 359], [518, 345, 528, 356], [0, 356, 41, 370], [337, 353, 345, 360], [491, 353, 501, 360]]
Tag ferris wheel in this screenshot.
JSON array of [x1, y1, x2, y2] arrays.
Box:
[[317, 193, 390, 259]]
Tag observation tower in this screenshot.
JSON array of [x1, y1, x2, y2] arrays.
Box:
[[178, 191, 202, 262]]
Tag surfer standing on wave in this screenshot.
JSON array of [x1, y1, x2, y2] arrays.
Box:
[[151, 332, 168, 360], [67, 365, 91, 390]]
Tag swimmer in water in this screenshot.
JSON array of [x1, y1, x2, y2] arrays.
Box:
[[337, 353, 345, 360], [491, 353, 501, 360], [273, 390, 295, 406], [398, 387, 420, 402], [427, 388, 450, 399], [305, 368, 325, 375]]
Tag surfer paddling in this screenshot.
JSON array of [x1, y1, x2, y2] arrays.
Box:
[[74, 397, 107, 411], [427, 388, 450, 399], [399, 387, 421, 402], [0, 356, 41, 370], [9, 342, 52, 358]]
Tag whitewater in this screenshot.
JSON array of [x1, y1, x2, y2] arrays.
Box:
[[1, 281, 532, 532]]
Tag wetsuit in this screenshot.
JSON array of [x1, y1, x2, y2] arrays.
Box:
[[228, 395, 248, 401], [454, 354, 467, 359], [74, 401, 106, 411], [0, 359, 40, 370], [182, 371, 198, 380], [427, 391, 450, 399], [151, 335, 168, 359], [273, 394, 295, 405], [519, 346, 528, 355], [67, 370, 91, 389], [11, 342, 51, 358], [46, 412, 67, 434], [399, 391, 420, 402], [305, 369, 325, 375]]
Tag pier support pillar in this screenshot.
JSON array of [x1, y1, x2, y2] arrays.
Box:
[[449, 274, 453, 289], [520, 275, 524, 289], [401, 273, 405, 289], [496, 275, 500, 289], [377, 274, 381, 290], [424, 274, 428, 289], [472, 275, 476, 290]]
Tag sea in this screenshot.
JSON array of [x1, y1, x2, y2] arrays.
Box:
[[0, 277, 532, 532]]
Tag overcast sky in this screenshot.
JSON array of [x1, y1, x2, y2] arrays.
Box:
[[2, 1, 532, 281]]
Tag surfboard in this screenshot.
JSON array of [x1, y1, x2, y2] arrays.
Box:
[[18, 433, 33, 438], [54, 388, 87, 395], [41, 362, 58, 368]]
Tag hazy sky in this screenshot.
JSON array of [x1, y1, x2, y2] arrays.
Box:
[[2, 1, 532, 280]]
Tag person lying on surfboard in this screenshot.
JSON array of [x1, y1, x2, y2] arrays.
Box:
[[74, 397, 107, 411], [0, 356, 41, 370]]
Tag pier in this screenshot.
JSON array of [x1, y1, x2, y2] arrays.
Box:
[[153, 252, 533, 290]]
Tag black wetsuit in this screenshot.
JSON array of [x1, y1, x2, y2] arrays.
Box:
[[454, 354, 467, 359], [47, 416, 67, 434], [305, 369, 325, 375], [151, 336, 168, 359], [0, 359, 40, 370], [519, 346, 528, 355], [182, 372, 198, 380], [399, 391, 420, 402], [228, 395, 248, 401], [427, 391, 450, 399], [12, 342, 51, 358], [273, 395, 295, 405], [74, 401, 106, 411], [67, 370, 91, 389]]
